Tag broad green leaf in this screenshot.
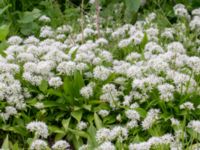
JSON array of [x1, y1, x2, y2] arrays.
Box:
[[48, 89, 62, 97], [18, 8, 41, 24], [39, 80, 48, 93], [68, 128, 89, 139], [124, 0, 140, 23], [103, 115, 116, 124], [1, 135, 9, 150], [11, 142, 19, 150], [0, 41, 8, 56], [125, 0, 141, 13], [63, 76, 73, 96], [49, 126, 65, 134], [62, 118, 71, 131], [82, 104, 92, 111], [71, 110, 83, 122], [94, 113, 103, 129], [87, 124, 97, 147], [0, 24, 9, 41], [74, 71, 84, 93], [43, 101, 66, 108]]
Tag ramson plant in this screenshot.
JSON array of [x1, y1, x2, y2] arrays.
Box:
[[1, 2, 200, 150]]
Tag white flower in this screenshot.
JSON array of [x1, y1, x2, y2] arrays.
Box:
[[127, 120, 138, 129], [77, 121, 87, 130], [167, 42, 186, 54], [97, 141, 115, 150], [125, 109, 140, 121], [142, 109, 160, 130], [170, 118, 180, 126], [98, 110, 110, 117], [49, 77, 63, 88], [39, 15, 51, 23], [52, 140, 70, 150], [173, 4, 190, 18], [89, 0, 95, 4], [158, 83, 174, 102], [34, 102, 44, 109], [110, 126, 128, 141], [30, 139, 48, 150], [192, 8, 200, 16], [8, 36, 23, 45], [118, 38, 132, 48], [129, 142, 151, 150], [96, 128, 111, 143], [188, 120, 200, 134], [93, 66, 111, 81], [57, 61, 76, 76], [180, 102, 195, 110], [26, 121, 48, 138], [80, 85, 93, 99], [190, 16, 200, 31]]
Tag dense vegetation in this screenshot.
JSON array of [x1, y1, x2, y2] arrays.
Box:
[[1, 0, 200, 149]]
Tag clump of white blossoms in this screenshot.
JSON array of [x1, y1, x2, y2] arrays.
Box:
[[80, 85, 93, 99], [187, 120, 200, 134], [142, 109, 160, 130], [77, 121, 87, 130], [52, 140, 70, 150], [96, 128, 111, 143], [26, 121, 48, 138], [48, 77, 63, 88], [57, 61, 77, 76], [180, 102, 195, 110], [39, 15, 51, 23], [98, 110, 110, 117], [157, 83, 175, 102], [96, 141, 115, 150], [93, 66, 111, 81], [7, 36, 23, 45], [173, 3, 190, 19], [30, 139, 48, 150]]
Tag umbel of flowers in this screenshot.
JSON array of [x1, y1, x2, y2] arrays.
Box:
[[1, 3, 200, 150]]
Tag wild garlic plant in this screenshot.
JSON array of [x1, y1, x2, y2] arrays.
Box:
[[1, 3, 200, 150]]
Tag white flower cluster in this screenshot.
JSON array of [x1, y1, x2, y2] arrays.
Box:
[[26, 121, 48, 138]]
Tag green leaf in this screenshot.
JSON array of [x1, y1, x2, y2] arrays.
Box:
[[0, 24, 9, 41], [94, 113, 103, 129], [71, 110, 83, 122], [11, 142, 19, 150], [48, 89, 62, 97], [1, 135, 9, 150], [68, 128, 89, 139], [125, 0, 141, 13], [82, 104, 92, 111], [74, 71, 84, 92], [0, 41, 8, 56], [140, 32, 148, 49], [39, 80, 48, 93], [135, 107, 147, 118], [42, 101, 66, 109], [124, 0, 140, 23], [103, 115, 116, 124], [0, 5, 11, 16], [49, 126, 65, 134], [63, 76, 73, 96], [18, 8, 41, 24], [87, 124, 97, 147], [62, 118, 71, 131]]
